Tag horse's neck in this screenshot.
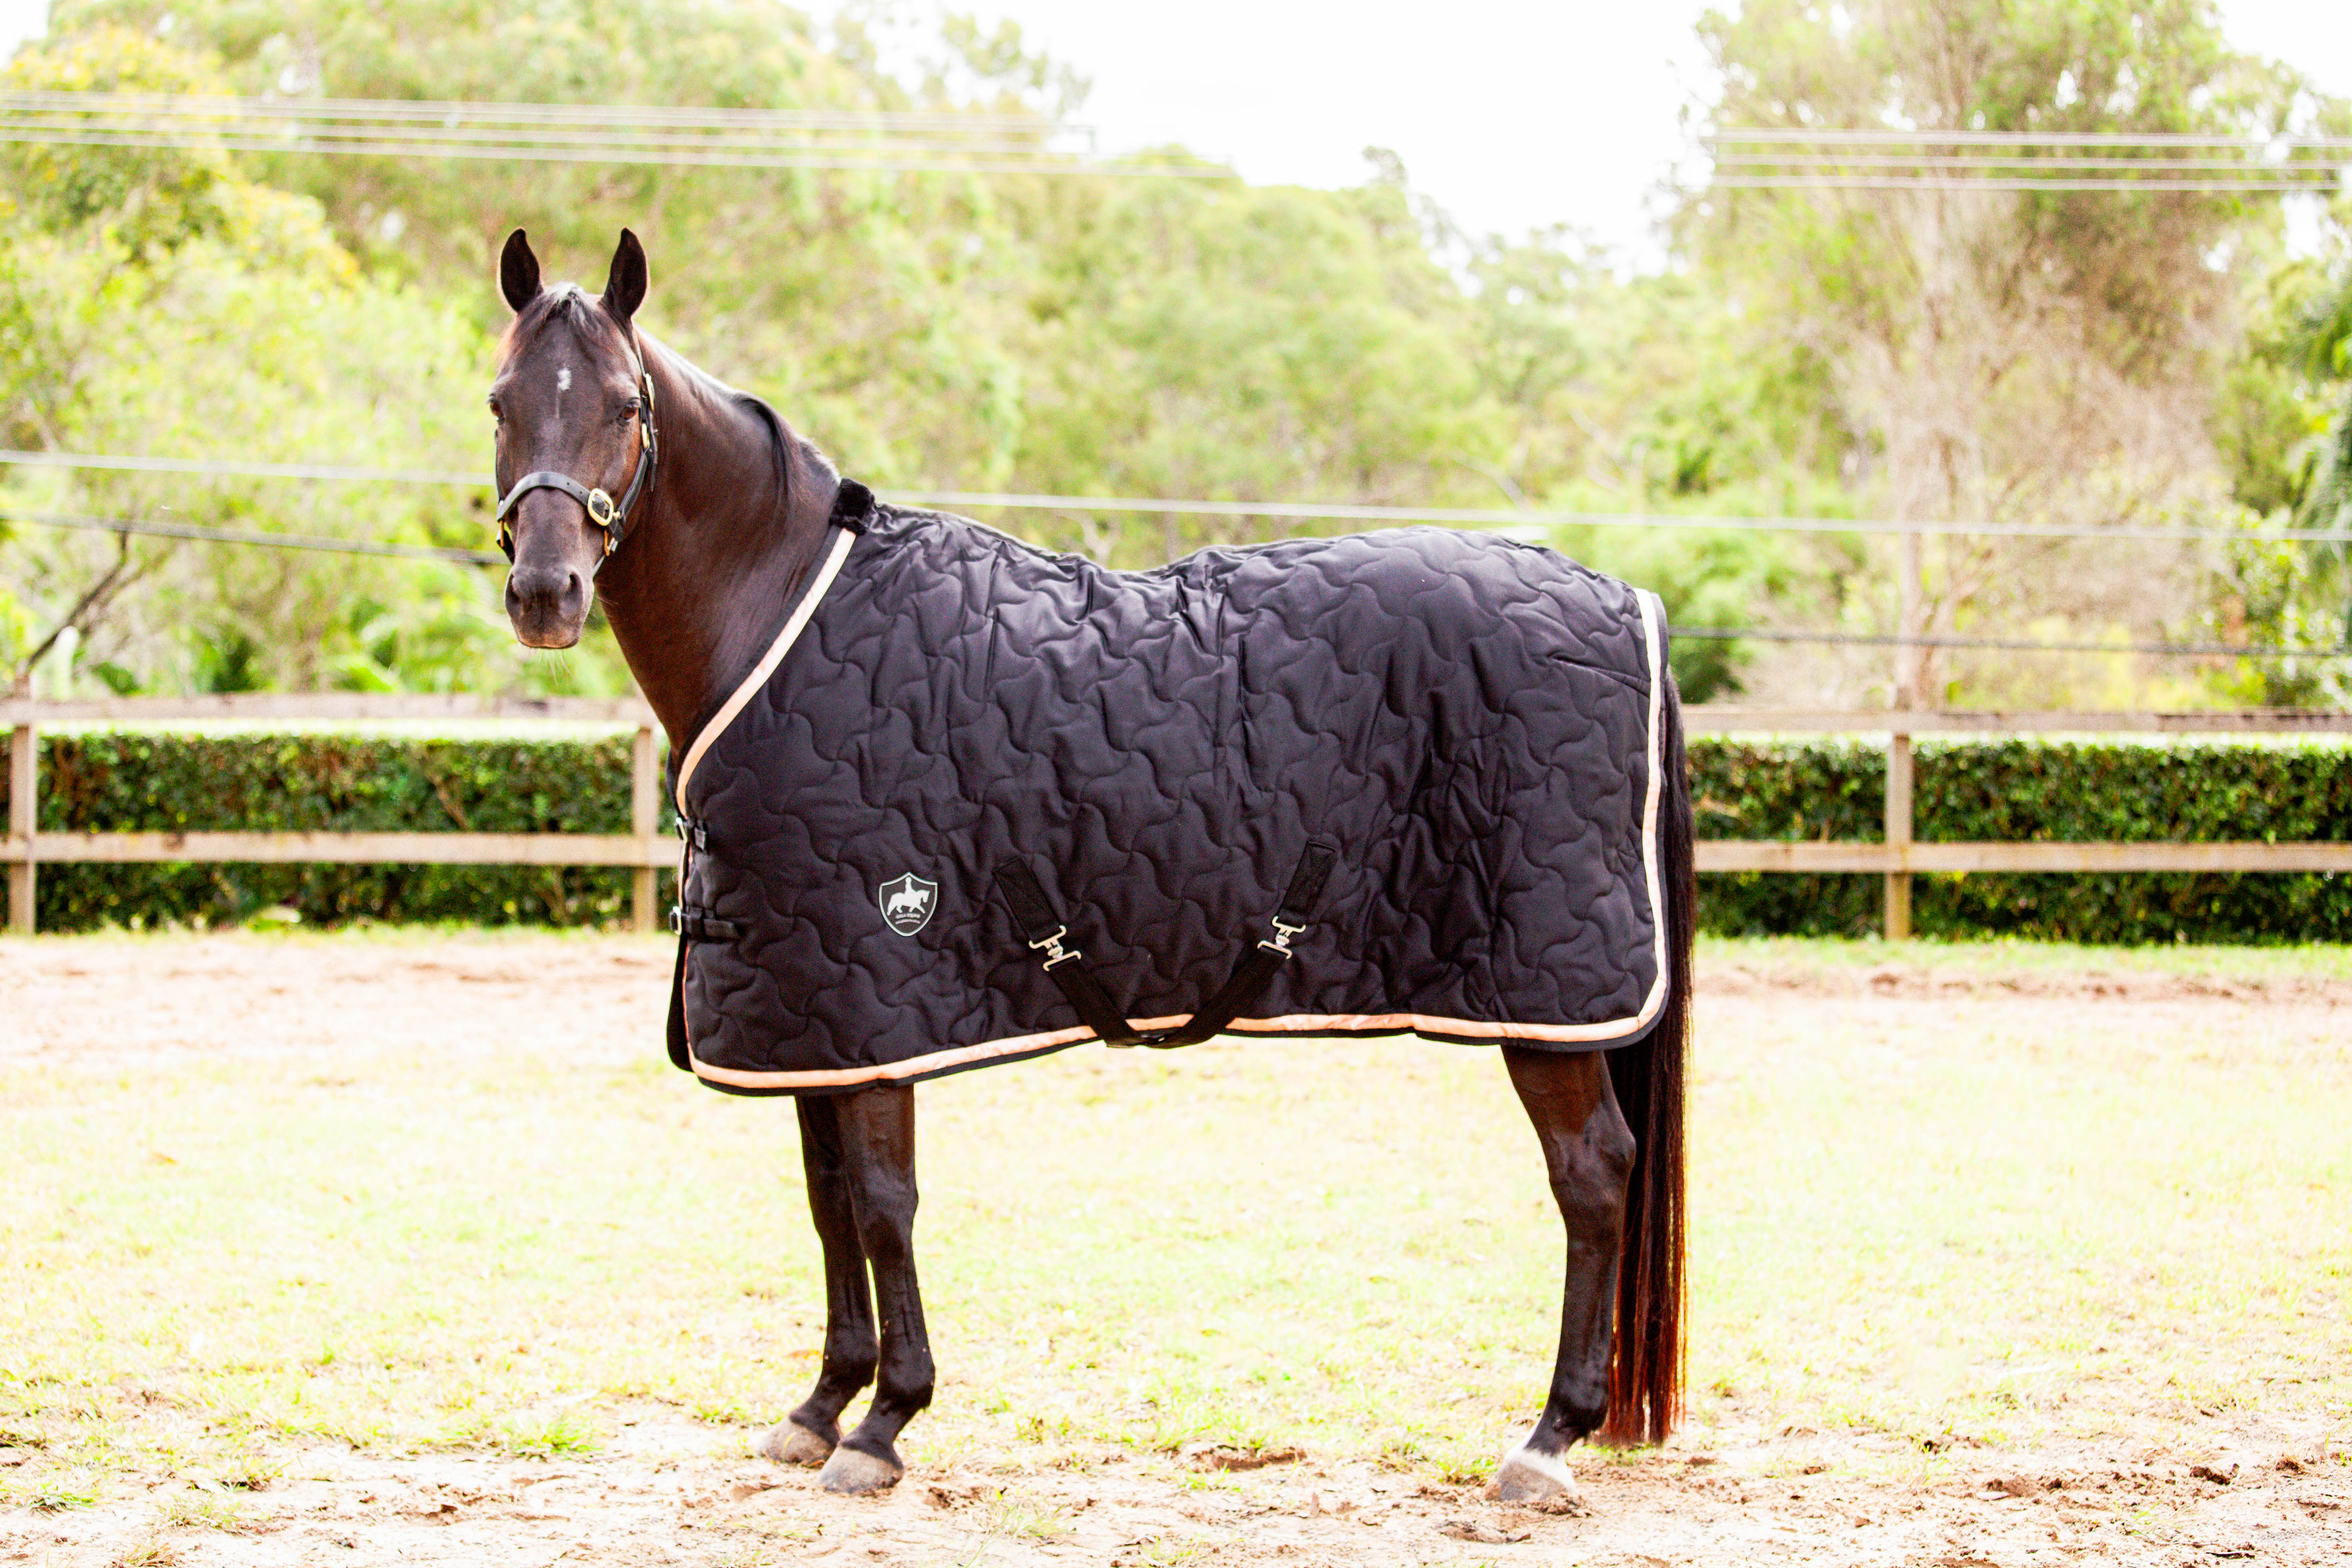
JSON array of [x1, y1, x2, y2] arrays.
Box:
[[596, 347, 836, 751]]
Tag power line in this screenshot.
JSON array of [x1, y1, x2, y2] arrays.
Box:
[[0, 90, 1227, 178], [1702, 126, 2350, 193], [2, 117, 1081, 160], [5, 510, 503, 565], [2, 449, 485, 485], [1708, 128, 2352, 150], [0, 129, 1225, 178], [1715, 152, 2341, 173], [894, 489, 2352, 544], [0, 89, 1087, 133], [1711, 175, 2344, 193], [1678, 626, 2350, 659], [10, 451, 2349, 545], [10, 511, 2341, 662]]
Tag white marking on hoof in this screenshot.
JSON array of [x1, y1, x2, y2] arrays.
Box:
[[818, 1445, 904, 1495], [1488, 1431, 1580, 1504], [756, 1420, 834, 1467]]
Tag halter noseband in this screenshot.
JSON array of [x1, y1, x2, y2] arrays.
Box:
[[493, 343, 660, 562]]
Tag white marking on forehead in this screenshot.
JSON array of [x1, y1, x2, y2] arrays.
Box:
[[556, 365, 572, 393]]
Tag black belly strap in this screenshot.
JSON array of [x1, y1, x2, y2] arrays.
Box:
[[995, 843, 1337, 1049]]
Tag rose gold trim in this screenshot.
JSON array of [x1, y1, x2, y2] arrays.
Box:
[[1631, 588, 1671, 1028], [691, 1024, 1096, 1089], [1220, 1009, 1652, 1042], [689, 1000, 1656, 1089], [673, 526, 857, 814]]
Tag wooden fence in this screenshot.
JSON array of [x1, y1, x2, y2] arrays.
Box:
[[1684, 706, 2352, 936], [5, 697, 2351, 938], [2, 695, 668, 936]]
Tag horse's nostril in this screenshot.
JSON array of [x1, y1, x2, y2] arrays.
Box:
[[504, 567, 586, 627]]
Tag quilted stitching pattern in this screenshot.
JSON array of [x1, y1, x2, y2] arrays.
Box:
[[679, 508, 1661, 1083]]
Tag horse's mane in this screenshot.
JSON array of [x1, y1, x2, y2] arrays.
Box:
[[670, 353, 838, 506], [501, 283, 838, 512]]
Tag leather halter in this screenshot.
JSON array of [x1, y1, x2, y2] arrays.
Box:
[[493, 343, 660, 562]]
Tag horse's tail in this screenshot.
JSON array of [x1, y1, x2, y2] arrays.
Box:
[[1602, 663, 1692, 1445]]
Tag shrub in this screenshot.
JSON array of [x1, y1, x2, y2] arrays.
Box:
[[1690, 737, 2352, 943], [5, 730, 672, 931]]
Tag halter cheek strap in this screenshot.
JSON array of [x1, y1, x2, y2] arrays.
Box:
[[494, 351, 660, 562]]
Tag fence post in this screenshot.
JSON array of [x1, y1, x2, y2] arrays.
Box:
[[1884, 729, 1913, 940], [630, 723, 659, 935], [6, 722, 34, 935]]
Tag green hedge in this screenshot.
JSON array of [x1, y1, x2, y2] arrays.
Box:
[[4, 730, 674, 931], [5, 731, 2348, 941], [1692, 738, 2352, 943]]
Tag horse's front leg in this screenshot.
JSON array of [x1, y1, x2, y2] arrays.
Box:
[[757, 1095, 878, 1466], [815, 1081, 932, 1495], [1492, 1045, 1634, 1504]]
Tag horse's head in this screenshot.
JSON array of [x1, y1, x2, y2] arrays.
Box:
[[489, 228, 654, 649]]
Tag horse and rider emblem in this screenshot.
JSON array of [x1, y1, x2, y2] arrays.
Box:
[[879, 874, 939, 935]]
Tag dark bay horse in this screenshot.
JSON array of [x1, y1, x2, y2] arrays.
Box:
[[487, 228, 1693, 1500]]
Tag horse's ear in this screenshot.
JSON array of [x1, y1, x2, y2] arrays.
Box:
[[602, 228, 648, 326], [499, 228, 540, 314]]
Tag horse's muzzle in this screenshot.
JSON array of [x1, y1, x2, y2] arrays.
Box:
[[505, 563, 590, 648]]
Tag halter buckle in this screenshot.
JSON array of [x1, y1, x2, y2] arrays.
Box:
[[586, 488, 617, 528]]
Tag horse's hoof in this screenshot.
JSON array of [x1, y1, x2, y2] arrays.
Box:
[[1488, 1438, 1580, 1505], [818, 1444, 904, 1495], [756, 1420, 835, 1467]]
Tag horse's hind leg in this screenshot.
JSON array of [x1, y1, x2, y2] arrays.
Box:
[[759, 1094, 880, 1466], [816, 1081, 933, 1495], [1493, 1044, 1634, 1504]]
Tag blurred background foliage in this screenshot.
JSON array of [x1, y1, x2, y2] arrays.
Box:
[[0, 0, 2347, 708]]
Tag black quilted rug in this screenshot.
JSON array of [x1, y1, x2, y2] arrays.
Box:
[[666, 487, 1671, 1093]]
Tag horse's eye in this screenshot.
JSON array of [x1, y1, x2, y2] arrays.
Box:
[[487, 400, 503, 423], [619, 400, 641, 425]]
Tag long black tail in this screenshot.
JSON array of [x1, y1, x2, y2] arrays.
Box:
[[1602, 667, 1692, 1444]]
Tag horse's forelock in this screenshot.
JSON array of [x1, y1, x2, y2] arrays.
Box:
[[498, 285, 631, 370], [493, 286, 842, 503]]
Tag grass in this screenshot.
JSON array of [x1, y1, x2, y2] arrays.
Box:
[[496, 1407, 601, 1458], [152, 1492, 260, 1532], [1, 931, 2346, 1510], [979, 1487, 1073, 1541], [11, 1479, 97, 1511], [1705, 932, 2352, 983]]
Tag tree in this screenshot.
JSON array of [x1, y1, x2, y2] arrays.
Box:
[[0, 24, 517, 696], [1687, 0, 2311, 709]]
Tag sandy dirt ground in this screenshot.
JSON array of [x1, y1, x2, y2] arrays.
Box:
[[1, 935, 2347, 1567], [7, 1407, 2349, 1568]]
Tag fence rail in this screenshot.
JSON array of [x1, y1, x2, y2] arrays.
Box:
[[3, 695, 666, 935], [1696, 841, 2352, 873], [1682, 705, 2352, 735], [1685, 704, 2352, 934], [5, 699, 2349, 937]]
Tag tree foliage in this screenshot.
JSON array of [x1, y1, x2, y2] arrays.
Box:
[[0, 0, 2345, 711], [1688, 0, 2346, 707]]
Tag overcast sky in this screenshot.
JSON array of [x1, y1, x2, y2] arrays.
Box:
[[2, 0, 2345, 265]]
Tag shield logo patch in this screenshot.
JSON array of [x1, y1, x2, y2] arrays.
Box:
[[878, 873, 939, 936]]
